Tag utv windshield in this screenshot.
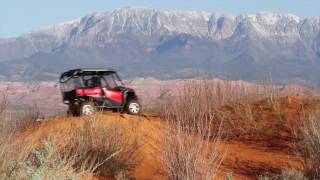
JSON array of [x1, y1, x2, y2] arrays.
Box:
[[101, 72, 123, 89]]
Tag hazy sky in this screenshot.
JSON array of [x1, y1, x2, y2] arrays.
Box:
[[1, 0, 319, 37]]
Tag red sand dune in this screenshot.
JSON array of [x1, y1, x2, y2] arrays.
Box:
[[10, 96, 320, 180]]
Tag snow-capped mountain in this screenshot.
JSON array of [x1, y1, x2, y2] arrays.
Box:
[[0, 7, 319, 86]]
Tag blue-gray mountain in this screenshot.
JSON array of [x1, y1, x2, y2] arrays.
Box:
[[0, 7, 319, 86]]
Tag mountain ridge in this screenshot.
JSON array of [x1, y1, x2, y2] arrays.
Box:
[[0, 7, 319, 87]]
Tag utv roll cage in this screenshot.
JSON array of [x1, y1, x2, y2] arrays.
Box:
[[60, 68, 121, 83]]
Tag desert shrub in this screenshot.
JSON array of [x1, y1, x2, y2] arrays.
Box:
[[225, 172, 234, 180], [0, 110, 41, 136], [0, 104, 42, 136], [0, 91, 8, 136], [0, 136, 35, 178], [157, 80, 281, 110], [13, 104, 42, 131], [158, 80, 289, 180], [258, 169, 307, 180], [4, 141, 79, 180], [160, 81, 223, 180], [161, 119, 222, 180], [1, 115, 141, 179], [259, 174, 270, 180], [297, 111, 320, 179], [142, 86, 173, 113], [61, 118, 141, 177], [22, 103, 43, 122], [0, 98, 37, 177], [0, 90, 8, 115], [278, 169, 307, 180], [160, 81, 228, 133], [158, 80, 284, 137]]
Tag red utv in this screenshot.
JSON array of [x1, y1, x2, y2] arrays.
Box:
[[59, 68, 141, 116]]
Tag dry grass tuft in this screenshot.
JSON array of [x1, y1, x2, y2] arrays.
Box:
[[0, 88, 140, 179], [157, 80, 285, 138], [160, 81, 223, 180], [258, 169, 307, 180], [0, 115, 141, 179], [62, 118, 141, 177], [161, 120, 222, 180], [3, 141, 82, 179], [0, 136, 35, 178], [297, 111, 320, 179], [0, 90, 41, 136]]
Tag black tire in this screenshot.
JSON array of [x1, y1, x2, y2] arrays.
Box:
[[126, 99, 141, 115], [80, 101, 95, 116], [68, 105, 80, 117]]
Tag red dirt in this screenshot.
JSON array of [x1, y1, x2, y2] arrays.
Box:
[[10, 96, 320, 180]]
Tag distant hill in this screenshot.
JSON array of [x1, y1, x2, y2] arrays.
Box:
[[0, 7, 319, 86]]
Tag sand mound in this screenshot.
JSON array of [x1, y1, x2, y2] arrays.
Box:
[[10, 96, 320, 179]]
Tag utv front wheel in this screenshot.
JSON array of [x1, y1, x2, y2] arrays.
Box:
[[80, 102, 95, 116], [126, 100, 141, 115]]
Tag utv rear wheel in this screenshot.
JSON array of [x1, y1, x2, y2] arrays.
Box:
[[80, 102, 95, 116], [126, 100, 141, 115], [68, 105, 80, 117]]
